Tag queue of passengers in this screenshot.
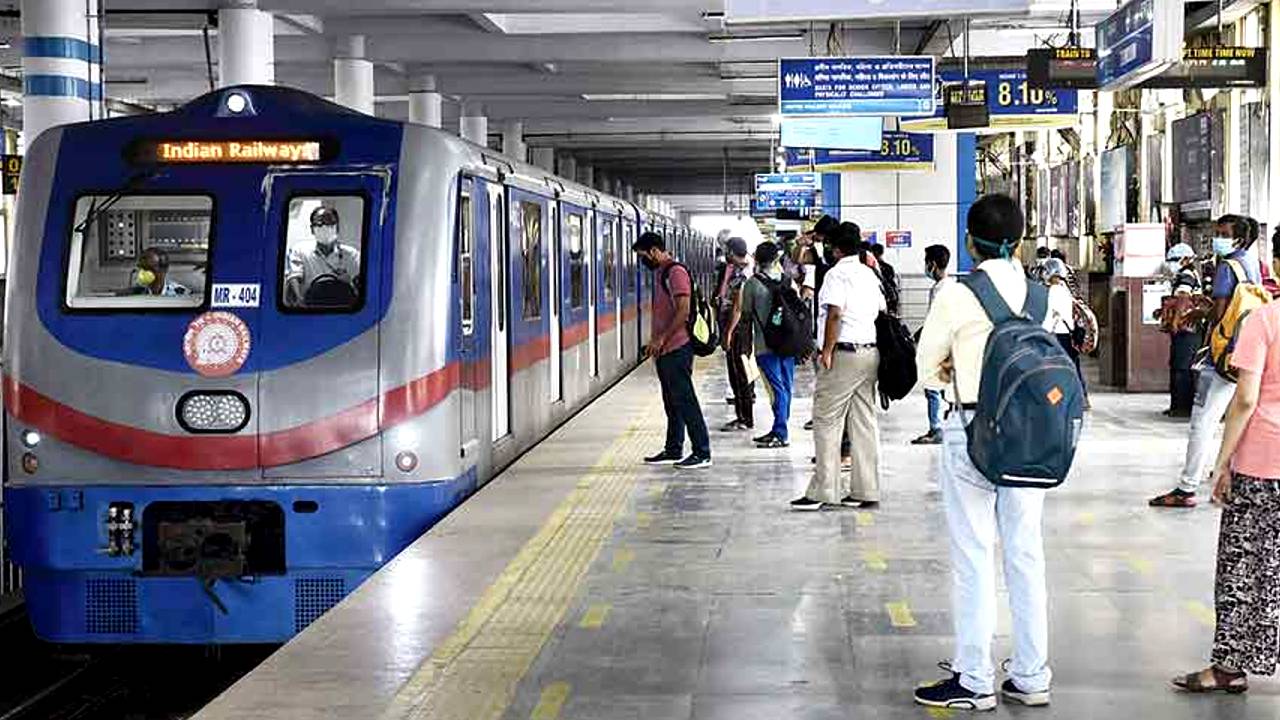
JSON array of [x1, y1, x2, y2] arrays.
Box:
[[631, 196, 1280, 709]]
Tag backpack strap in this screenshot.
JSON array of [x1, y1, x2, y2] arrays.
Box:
[[1226, 258, 1249, 286], [1023, 282, 1049, 325], [959, 271, 1016, 324]]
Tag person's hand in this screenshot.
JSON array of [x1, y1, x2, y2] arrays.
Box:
[[721, 337, 732, 353], [1211, 463, 1233, 505], [938, 356, 954, 384], [819, 349, 834, 371], [641, 343, 653, 359]]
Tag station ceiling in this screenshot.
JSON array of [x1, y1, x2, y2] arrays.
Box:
[[0, 1, 1261, 207]]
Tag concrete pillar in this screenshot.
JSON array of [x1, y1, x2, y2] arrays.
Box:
[[408, 74, 442, 128], [558, 154, 577, 181], [530, 147, 555, 172], [218, 3, 275, 87], [501, 120, 526, 163], [577, 164, 594, 188], [460, 103, 488, 146], [21, 0, 103, 140], [595, 170, 610, 193], [333, 35, 374, 115]]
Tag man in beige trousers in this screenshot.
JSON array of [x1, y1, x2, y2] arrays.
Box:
[[791, 227, 886, 511]]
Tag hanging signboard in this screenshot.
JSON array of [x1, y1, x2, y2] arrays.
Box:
[[1096, 0, 1184, 91], [755, 172, 820, 212], [784, 132, 935, 171], [1031, 46, 1267, 90], [779, 56, 936, 117], [726, 0, 1032, 23], [779, 116, 884, 151], [1, 154, 20, 195], [900, 68, 1078, 132]]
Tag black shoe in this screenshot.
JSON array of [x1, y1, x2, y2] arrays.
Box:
[[753, 431, 776, 444], [756, 436, 789, 449], [839, 496, 868, 508], [674, 454, 712, 470], [725, 396, 736, 405], [803, 419, 815, 431], [914, 668, 996, 711], [1001, 678, 1050, 707], [789, 497, 822, 511], [643, 451, 682, 465], [911, 430, 943, 445], [720, 419, 749, 432]]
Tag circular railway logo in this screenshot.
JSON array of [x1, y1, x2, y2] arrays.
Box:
[[183, 312, 251, 377]]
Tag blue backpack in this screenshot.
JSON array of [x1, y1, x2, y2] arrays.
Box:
[[956, 271, 1085, 489]]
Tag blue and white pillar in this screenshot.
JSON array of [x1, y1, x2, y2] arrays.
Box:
[[218, 2, 275, 88], [21, 0, 103, 143]]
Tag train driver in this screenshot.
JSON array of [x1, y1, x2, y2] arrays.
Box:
[[130, 248, 190, 297], [284, 206, 361, 307]]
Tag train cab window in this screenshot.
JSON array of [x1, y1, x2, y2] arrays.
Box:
[[458, 193, 475, 335], [602, 219, 616, 302], [567, 212, 585, 309], [65, 194, 211, 310], [280, 196, 365, 311], [519, 200, 542, 320], [624, 225, 636, 292]]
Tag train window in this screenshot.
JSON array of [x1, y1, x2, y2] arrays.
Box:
[[459, 193, 475, 335], [519, 200, 542, 320], [280, 195, 365, 311], [65, 194, 211, 310], [567, 212, 585, 309], [602, 218, 616, 302]]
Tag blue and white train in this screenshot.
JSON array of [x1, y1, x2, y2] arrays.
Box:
[[2, 85, 714, 643]]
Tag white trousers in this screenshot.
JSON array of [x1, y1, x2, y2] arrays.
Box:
[[940, 414, 1052, 695], [1177, 368, 1237, 493]]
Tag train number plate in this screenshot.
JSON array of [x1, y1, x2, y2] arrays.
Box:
[[211, 283, 261, 308]]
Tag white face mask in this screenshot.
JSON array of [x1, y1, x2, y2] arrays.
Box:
[[314, 225, 338, 244], [1212, 236, 1236, 257]]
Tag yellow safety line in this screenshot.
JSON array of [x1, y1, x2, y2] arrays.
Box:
[[578, 603, 612, 630], [529, 682, 571, 720], [886, 601, 917, 628], [611, 547, 636, 572], [1184, 600, 1216, 628], [863, 550, 888, 572], [380, 398, 660, 720], [635, 512, 653, 529], [925, 707, 955, 718], [1125, 554, 1154, 576], [1076, 512, 1096, 526], [855, 511, 874, 527]]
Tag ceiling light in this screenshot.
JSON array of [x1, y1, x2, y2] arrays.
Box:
[[708, 33, 804, 43], [582, 93, 728, 101]]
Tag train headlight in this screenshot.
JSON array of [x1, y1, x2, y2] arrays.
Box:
[[177, 392, 250, 433], [21, 429, 40, 448], [225, 92, 248, 114]]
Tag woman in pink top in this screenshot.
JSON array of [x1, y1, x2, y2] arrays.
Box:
[[1174, 241, 1280, 694]]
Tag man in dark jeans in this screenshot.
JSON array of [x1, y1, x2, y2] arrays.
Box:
[[633, 231, 712, 470]]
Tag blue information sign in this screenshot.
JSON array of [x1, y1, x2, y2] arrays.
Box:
[[779, 56, 936, 117], [784, 132, 935, 171], [900, 68, 1079, 132], [755, 172, 819, 211], [1096, 0, 1182, 90]]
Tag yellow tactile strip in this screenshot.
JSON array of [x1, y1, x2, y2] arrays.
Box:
[[380, 397, 661, 720]]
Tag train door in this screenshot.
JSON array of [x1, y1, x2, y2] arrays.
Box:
[[260, 170, 386, 477], [548, 201, 563, 402], [456, 178, 479, 455], [487, 181, 511, 441], [611, 215, 623, 360], [587, 207, 599, 379]]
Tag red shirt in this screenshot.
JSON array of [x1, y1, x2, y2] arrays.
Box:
[[653, 260, 691, 354]]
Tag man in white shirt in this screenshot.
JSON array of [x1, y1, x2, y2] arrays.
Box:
[[791, 227, 886, 511], [284, 206, 361, 307], [913, 195, 1052, 711]]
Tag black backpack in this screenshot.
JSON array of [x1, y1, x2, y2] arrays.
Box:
[[875, 312, 917, 409], [755, 274, 815, 359], [661, 263, 719, 357]]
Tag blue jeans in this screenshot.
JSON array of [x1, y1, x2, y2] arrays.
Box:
[[926, 389, 944, 432], [756, 353, 796, 441], [656, 343, 710, 458]]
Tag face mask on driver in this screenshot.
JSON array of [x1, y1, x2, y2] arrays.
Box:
[[1212, 236, 1236, 257], [134, 268, 156, 287], [314, 225, 338, 245]]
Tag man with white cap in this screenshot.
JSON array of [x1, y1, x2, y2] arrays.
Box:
[[1161, 243, 1207, 418]]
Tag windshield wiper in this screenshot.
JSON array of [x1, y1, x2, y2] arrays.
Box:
[[73, 169, 165, 234]]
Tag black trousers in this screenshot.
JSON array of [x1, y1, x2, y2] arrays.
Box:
[[724, 326, 755, 427], [1170, 331, 1202, 413], [1055, 333, 1088, 396], [656, 343, 710, 458]]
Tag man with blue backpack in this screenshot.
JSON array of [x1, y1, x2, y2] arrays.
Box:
[[912, 194, 1085, 711]]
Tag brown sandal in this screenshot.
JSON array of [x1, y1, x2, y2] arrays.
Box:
[[1172, 666, 1248, 694]]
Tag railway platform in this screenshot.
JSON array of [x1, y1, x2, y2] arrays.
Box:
[[194, 361, 1275, 719]]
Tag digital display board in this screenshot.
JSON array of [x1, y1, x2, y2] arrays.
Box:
[[1027, 48, 1099, 89], [1, 154, 20, 195], [152, 140, 323, 163], [779, 56, 935, 117], [779, 116, 884, 151], [1031, 46, 1267, 90], [755, 172, 819, 212], [784, 133, 935, 172]]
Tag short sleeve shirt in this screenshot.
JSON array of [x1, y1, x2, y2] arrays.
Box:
[[1213, 251, 1261, 300], [817, 257, 884, 346], [287, 241, 361, 288], [744, 268, 783, 355], [653, 260, 691, 354], [1229, 302, 1280, 479]]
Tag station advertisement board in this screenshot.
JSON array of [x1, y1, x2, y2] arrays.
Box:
[[784, 132, 935, 172], [779, 56, 936, 117], [1096, 0, 1184, 91], [900, 68, 1079, 132], [755, 172, 820, 212]]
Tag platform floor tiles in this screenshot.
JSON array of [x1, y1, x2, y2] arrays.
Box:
[[496, 362, 1277, 719]]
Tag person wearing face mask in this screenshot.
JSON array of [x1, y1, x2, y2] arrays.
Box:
[[718, 237, 756, 432], [1151, 215, 1262, 508], [284, 206, 361, 308], [1159, 243, 1209, 419], [911, 244, 952, 445], [129, 248, 189, 297]]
